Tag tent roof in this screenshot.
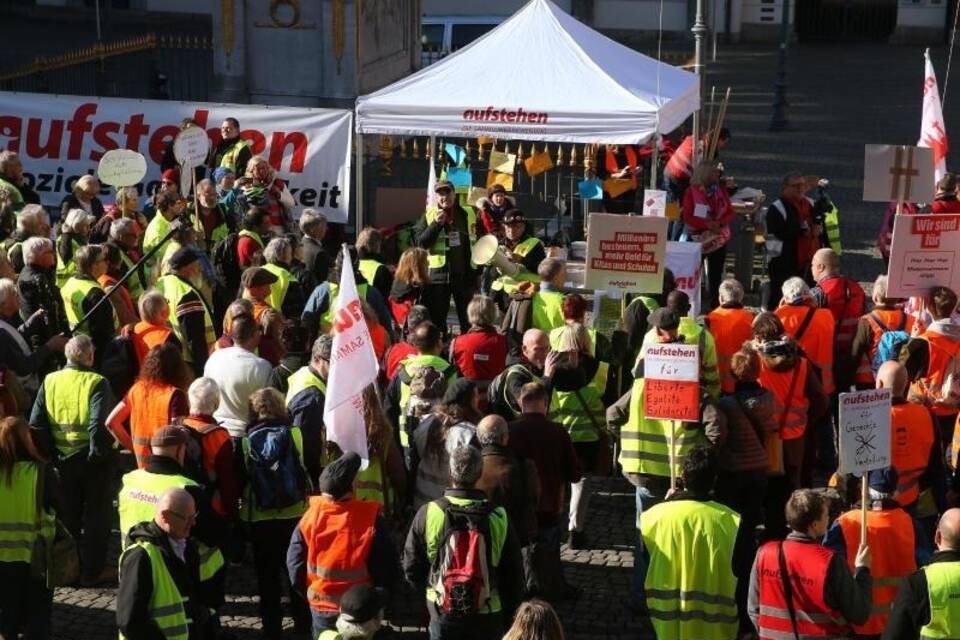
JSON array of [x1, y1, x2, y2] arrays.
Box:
[[355, 0, 699, 144]]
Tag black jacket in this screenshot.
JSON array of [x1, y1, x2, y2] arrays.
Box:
[[116, 520, 208, 640], [413, 204, 475, 282], [59, 194, 105, 223], [882, 550, 960, 639]]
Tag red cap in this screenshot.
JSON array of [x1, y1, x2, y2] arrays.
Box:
[[161, 168, 179, 183]]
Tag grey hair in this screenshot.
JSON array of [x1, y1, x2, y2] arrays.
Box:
[[0, 278, 16, 306], [73, 174, 99, 196], [537, 257, 564, 281], [110, 217, 137, 241], [299, 208, 327, 235], [188, 377, 220, 415], [476, 415, 508, 447], [22, 236, 53, 265], [196, 178, 214, 191], [467, 295, 497, 327], [872, 275, 889, 304], [116, 186, 139, 207], [263, 237, 292, 265], [449, 445, 482, 487], [781, 277, 811, 303], [16, 204, 47, 233], [62, 208, 95, 233], [335, 616, 381, 639], [65, 335, 95, 365], [0, 151, 19, 174], [718, 279, 745, 305], [74, 244, 103, 275], [138, 289, 169, 323]]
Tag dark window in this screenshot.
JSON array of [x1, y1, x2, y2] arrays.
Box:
[[421, 24, 444, 52], [450, 23, 496, 50]]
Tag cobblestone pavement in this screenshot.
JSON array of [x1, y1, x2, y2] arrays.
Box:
[[49, 42, 960, 638]]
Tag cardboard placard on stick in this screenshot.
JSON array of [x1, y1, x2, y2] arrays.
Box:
[[97, 149, 147, 188], [584, 213, 667, 293], [839, 388, 892, 476], [886, 214, 960, 297], [863, 144, 935, 204]]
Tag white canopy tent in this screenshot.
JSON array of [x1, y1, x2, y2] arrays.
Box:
[[355, 0, 700, 145]]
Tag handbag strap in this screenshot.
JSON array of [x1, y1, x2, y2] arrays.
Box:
[[794, 306, 816, 343], [777, 542, 801, 640]]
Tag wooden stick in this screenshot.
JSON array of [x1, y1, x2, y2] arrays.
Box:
[[704, 86, 717, 151], [708, 88, 732, 160]]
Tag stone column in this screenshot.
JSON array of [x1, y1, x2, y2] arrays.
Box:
[[211, 0, 249, 103]]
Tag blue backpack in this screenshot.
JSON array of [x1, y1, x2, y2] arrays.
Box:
[[246, 426, 306, 510], [870, 312, 910, 374]]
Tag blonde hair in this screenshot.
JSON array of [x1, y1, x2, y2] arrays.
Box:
[[395, 247, 429, 287], [73, 174, 99, 197], [556, 322, 592, 355], [503, 599, 565, 640]]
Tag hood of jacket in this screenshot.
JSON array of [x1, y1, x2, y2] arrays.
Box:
[[126, 519, 171, 549]]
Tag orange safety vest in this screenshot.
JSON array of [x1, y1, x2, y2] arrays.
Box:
[[916, 330, 960, 417], [705, 306, 756, 394], [775, 304, 836, 394], [837, 507, 916, 636], [758, 357, 809, 440], [131, 321, 175, 366], [127, 380, 179, 468], [853, 309, 914, 387], [298, 496, 380, 613], [605, 146, 639, 189], [891, 401, 936, 507], [665, 135, 695, 181], [180, 415, 232, 516]]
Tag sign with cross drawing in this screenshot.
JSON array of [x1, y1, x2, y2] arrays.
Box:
[[838, 388, 891, 476], [863, 144, 935, 204]]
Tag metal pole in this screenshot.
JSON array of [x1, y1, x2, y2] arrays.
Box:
[[692, 0, 707, 165], [95, 0, 102, 42], [649, 134, 659, 190], [355, 134, 364, 232], [770, 0, 791, 131]]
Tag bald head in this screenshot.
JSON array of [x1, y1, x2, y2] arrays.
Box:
[[937, 508, 960, 551], [155, 488, 196, 540], [158, 487, 193, 515], [476, 415, 508, 446], [521, 328, 549, 369], [812, 248, 840, 282], [875, 361, 908, 399]]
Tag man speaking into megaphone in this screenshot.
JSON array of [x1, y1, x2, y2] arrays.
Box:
[[489, 210, 546, 298]]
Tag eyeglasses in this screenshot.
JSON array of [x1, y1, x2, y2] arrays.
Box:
[[165, 510, 197, 523]]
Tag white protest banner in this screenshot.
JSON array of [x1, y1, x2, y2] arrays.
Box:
[[642, 189, 667, 217], [96, 149, 146, 188], [642, 342, 700, 422], [665, 240, 702, 316], [585, 213, 668, 293], [0, 91, 352, 222], [886, 214, 960, 298], [863, 144, 935, 204], [323, 246, 379, 467], [838, 388, 892, 475]]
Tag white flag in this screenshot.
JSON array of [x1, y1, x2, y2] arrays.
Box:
[[426, 158, 438, 208], [919, 48, 949, 184], [323, 246, 379, 467]]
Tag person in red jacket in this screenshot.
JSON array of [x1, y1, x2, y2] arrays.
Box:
[[384, 304, 431, 382], [810, 248, 866, 393], [450, 295, 507, 409], [682, 160, 734, 308], [930, 173, 960, 214], [476, 184, 514, 238]]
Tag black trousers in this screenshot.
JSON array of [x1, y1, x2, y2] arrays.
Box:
[[421, 278, 474, 335], [704, 245, 727, 310], [0, 563, 51, 640], [250, 518, 310, 639], [765, 255, 799, 311], [56, 453, 114, 580]]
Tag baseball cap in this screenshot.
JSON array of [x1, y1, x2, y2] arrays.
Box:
[[433, 180, 454, 193], [151, 425, 189, 448], [240, 267, 278, 289], [503, 210, 526, 224]]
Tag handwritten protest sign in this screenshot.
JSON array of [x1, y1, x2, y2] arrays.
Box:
[[886, 214, 960, 297], [642, 342, 700, 422], [585, 213, 668, 293], [97, 149, 147, 188], [173, 126, 210, 166], [642, 189, 667, 217], [839, 388, 892, 475]]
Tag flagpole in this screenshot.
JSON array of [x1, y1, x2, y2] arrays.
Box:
[[355, 133, 364, 233]]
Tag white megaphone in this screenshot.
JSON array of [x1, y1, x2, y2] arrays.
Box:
[[471, 234, 520, 276]]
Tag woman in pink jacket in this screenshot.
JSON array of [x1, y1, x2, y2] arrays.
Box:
[[683, 160, 734, 307]]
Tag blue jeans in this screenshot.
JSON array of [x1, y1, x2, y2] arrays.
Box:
[[312, 611, 338, 638], [631, 480, 668, 607]]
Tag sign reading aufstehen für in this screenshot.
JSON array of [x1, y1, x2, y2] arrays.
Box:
[[839, 388, 891, 475]]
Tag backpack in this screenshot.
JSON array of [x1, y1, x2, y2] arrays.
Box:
[[211, 232, 242, 291], [245, 426, 307, 510], [99, 324, 138, 398], [428, 498, 497, 616], [869, 313, 910, 374]]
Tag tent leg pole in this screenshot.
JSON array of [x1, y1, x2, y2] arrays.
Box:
[[649, 134, 659, 191], [356, 134, 364, 232]]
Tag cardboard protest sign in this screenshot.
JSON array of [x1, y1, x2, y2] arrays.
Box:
[[863, 144, 935, 204], [173, 126, 210, 167], [524, 150, 553, 177], [642, 189, 667, 217], [97, 149, 146, 188], [584, 213, 668, 293], [839, 388, 891, 475], [886, 214, 960, 297], [642, 342, 700, 422], [488, 150, 516, 175], [486, 170, 514, 191]]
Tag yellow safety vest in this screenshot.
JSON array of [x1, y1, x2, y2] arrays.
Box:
[[118, 540, 190, 640], [0, 462, 54, 564], [285, 366, 327, 405], [358, 259, 385, 288], [61, 275, 117, 334], [263, 263, 297, 312], [43, 367, 104, 458], [640, 499, 741, 640], [55, 237, 82, 288], [423, 206, 477, 271], [547, 327, 608, 442], [142, 213, 173, 277], [921, 562, 960, 639], [119, 250, 146, 301], [531, 290, 565, 334], [156, 274, 216, 363], [491, 236, 544, 294], [216, 138, 250, 173], [118, 468, 225, 582], [397, 354, 458, 447], [0, 176, 24, 205]]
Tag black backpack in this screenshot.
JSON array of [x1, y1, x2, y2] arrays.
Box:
[[99, 324, 138, 398], [211, 232, 242, 291], [245, 426, 307, 510]]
